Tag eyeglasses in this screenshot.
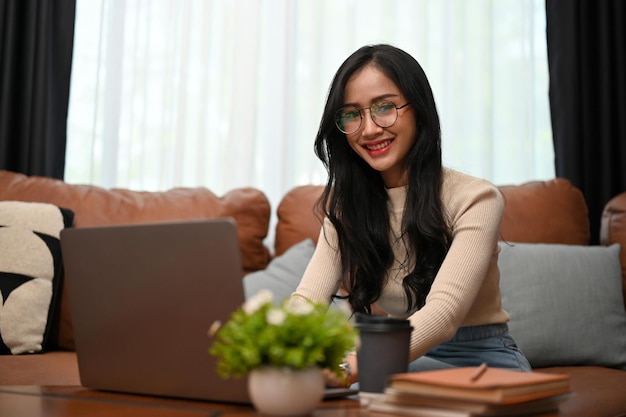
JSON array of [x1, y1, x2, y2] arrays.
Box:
[[335, 101, 411, 134]]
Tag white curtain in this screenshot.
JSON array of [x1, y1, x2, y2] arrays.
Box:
[[66, 0, 553, 220]]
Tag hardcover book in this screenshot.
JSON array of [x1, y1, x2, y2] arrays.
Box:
[[387, 366, 570, 405]]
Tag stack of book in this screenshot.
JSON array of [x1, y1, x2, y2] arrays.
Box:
[[368, 365, 570, 417]]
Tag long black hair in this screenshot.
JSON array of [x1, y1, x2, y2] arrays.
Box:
[[314, 44, 451, 314]]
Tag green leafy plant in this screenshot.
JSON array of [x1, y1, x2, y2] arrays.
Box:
[[209, 290, 358, 379]]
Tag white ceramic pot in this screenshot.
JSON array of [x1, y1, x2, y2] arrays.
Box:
[[248, 366, 325, 416]]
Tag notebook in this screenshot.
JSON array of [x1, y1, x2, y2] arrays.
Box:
[[60, 219, 357, 404]]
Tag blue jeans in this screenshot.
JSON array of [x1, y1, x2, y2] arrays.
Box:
[[408, 323, 532, 372]]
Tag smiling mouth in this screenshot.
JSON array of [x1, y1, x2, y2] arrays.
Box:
[[365, 139, 393, 151]]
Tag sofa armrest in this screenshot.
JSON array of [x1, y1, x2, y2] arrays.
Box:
[[498, 178, 590, 245], [274, 185, 325, 257]]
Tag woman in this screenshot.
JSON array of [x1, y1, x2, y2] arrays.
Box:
[[291, 44, 531, 386]]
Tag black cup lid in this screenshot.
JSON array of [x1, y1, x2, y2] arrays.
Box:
[[354, 312, 412, 330]]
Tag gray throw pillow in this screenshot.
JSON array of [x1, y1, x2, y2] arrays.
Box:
[[244, 239, 349, 312], [498, 242, 626, 370], [244, 239, 316, 303]]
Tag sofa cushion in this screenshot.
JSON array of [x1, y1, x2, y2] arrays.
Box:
[[274, 185, 325, 257], [499, 242, 626, 370], [497, 178, 590, 245], [0, 171, 271, 272], [274, 178, 590, 257], [243, 239, 350, 312], [0, 351, 80, 385], [0, 201, 74, 354], [244, 239, 316, 303]]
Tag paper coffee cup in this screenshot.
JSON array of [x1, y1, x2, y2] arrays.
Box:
[[354, 313, 413, 394]]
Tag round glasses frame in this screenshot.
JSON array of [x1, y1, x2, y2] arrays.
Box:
[[335, 101, 411, 134]]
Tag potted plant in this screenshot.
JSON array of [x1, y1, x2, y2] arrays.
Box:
[[209, 289, 358, 415]]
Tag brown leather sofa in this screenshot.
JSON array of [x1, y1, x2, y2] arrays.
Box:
[[1, 170, 625, 417]]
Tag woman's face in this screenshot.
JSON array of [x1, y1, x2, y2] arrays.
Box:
[[342, 65, 416, 188]]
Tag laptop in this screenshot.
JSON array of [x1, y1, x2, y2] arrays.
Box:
[[61, 218, 356, 404]]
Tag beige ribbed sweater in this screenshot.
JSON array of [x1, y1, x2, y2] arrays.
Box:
[[292, 169, 509, 362]]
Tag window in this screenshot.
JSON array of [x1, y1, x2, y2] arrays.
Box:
[[66, 0, 553, 224]]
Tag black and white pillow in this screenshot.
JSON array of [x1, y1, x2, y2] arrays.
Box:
[[0, 201, 74, 354]]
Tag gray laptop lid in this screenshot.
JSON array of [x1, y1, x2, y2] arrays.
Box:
[[60, 218, 250, 403]]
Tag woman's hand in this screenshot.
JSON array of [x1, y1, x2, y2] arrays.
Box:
[[323, 368, 346, 388], [324, 352, 358, 387]]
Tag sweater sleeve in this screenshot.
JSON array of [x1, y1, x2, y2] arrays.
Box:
[[291, 217, 344, 305], [404, 173, 506, 361]]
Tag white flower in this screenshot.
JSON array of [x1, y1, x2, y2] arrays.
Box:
[[266, 308, 286, 325], [284, 298, 314, 316], [243, 289, 274, 314]]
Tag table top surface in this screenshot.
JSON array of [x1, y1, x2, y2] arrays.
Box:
[[0, 385, 366, 417]]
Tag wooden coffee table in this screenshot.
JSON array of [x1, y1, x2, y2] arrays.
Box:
[[0, 385, 365, 417]]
